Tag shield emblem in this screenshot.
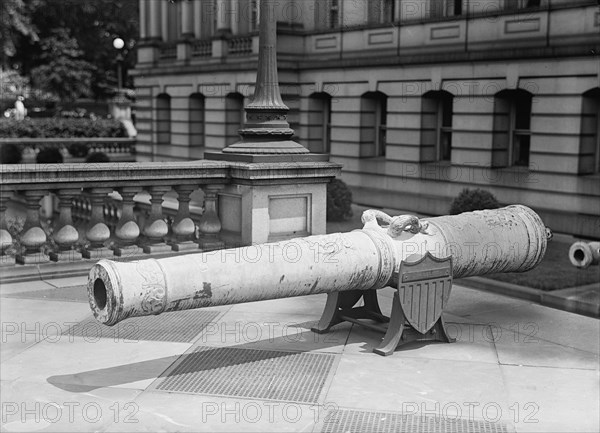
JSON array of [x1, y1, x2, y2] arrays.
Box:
[[397, 253, 453, 334]]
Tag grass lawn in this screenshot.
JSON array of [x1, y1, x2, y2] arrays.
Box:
[[327, 205, 599, 292], [486, 240, 599, 291]]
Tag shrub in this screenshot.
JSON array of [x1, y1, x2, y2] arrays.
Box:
[[327, 178, 353, 222], [85, 152, 110, 163], [449, 188, 500, 215], [36, 148, 63, 163], [0, 118, 127, 138], [0, 143, 22, 164], [68, 142, 89, 157]]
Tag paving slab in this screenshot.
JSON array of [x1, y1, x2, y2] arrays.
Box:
[[0, 298, 90, 362], [0, 275, 598, 433], [0, 379, 142, 433], [500, 364, 600, 433], [324, 355, 514, 425], [195, 309, 351, 353], [104, 392, 319, 433]]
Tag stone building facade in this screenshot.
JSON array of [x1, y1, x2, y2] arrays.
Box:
[[132, 0, 600, 238]]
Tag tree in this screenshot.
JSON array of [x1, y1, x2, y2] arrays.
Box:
[[29, 28, 95, 102], [8, 0, 138, 100], [0, 0, 38, 68]]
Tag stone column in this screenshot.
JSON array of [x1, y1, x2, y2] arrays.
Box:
[[139, 0, 148, 39], [177, 0, 194, 61], [0, 192, 15, 266], [142, 186, 172, 254], [82, 188, 113, 259], [161, 0, 170, 42], [193, 0, 203, 38], [148, 0, 162, 39], [16, 190, 49, 264], [170, 185, 200, 251], [198, 185, 224, 250], [114, 187, 143, 257], [50, 189, 82, 262]]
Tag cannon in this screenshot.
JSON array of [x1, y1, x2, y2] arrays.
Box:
[[569, 241, 600, 269], [88, 205, 550, 355]]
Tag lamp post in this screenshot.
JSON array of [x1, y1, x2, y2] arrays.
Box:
[[113, 37, 125, 92], [218, 0, 309, 156]]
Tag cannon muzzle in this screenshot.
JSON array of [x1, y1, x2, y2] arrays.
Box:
[[88, 205, 549, 326], [569, 241, 600, 268]]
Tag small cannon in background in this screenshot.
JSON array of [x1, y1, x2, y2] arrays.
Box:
[[87, 205, 550, 355], [569, 241, 600, 269]]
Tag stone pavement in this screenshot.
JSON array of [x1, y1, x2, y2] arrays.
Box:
[[0, 274, 598, 433]]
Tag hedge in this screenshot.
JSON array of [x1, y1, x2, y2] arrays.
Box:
[[0, 118, 127, 138]]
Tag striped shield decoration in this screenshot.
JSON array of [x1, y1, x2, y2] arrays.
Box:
[[398, 253, 453, 335]]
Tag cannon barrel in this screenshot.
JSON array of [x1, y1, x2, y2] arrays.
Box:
[[569, 241, 600, 268], [88, 205, 549, 326]]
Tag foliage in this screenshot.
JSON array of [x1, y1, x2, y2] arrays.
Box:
[[0, 0, 38, 62], [36, 147, 63, 163], [67, 142, 89, 157], [7, 0, 139, 100], [327, 179, 354, 222], [0, 68, 30, 99], [449, 188, 500, 215], [29, 28, 95, 102], [0, 143, 23, 164], [0, 118, 127, 138]]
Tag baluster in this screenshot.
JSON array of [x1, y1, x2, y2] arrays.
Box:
[[16, 190, 49, 264], [0, 191, 15, 266], [82, 188, 113, 259], [198, 185, 224, 251], [169, 185, 200, 252], [141, 186, 172, 254], [50, 188, 82, 262], [114, 187, 143, 257]]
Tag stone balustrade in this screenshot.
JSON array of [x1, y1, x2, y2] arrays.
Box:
[[0, 137, 136, 163], [159, 42, 178, 60], [0, 161, 230, 268], [191, 39, 213, 58], [228, 36, 254, 56], [0, 160, 341, 273]]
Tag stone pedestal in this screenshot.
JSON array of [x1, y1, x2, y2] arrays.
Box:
[[207, 159, 340, 246]]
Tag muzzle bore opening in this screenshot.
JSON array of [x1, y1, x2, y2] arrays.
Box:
[[573, 248, 585, 264], [93, 278, 108, 310]]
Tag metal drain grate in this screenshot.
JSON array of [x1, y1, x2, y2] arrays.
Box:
[[156, 346, 336, 403], [64, 310, 220, 343], [321, 410, 511, 433], [3, 285, 89, 303]]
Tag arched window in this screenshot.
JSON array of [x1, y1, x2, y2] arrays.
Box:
[[189, 93, 205, 148], [307, 93, 332, 153], [421, 90, 454, 162], [225, 92, 245, 146], [580, 88, 600, 174], [156, 93, 171, 146], [360, 92, 388, 158], [492, 89, 533, 168]]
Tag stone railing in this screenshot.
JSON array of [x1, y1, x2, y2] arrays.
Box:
[[0, 160, 341, 277], [159, 42, 178, 60], [0, 137, 136, 163], [192, 39, 213, 58], [0, 162, 229, 269], [228, 36, 253, 55]]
